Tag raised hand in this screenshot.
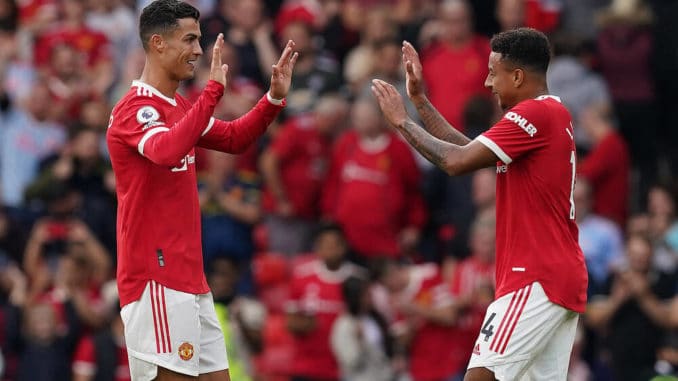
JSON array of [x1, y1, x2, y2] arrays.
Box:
[[371, 79, 410, 128], [269, 40, 299, 100], [402, 41, 425, 100], [210, 33, 229, 86]]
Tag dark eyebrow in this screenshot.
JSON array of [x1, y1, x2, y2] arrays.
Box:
[[184, 33, 200, 40]]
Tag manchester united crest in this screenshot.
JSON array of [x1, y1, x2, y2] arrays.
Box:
[[178, 342, 194, 361]]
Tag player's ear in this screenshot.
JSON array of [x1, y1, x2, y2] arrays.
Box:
[[150, 34, 166, 53], [512, 68, 524, 88]]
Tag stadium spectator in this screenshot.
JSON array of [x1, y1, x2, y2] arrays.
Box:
[[646, 184, 678, 273], [596, 0, 658, 198], [343, 7, 398, 94], [547, 35, 612, 149], [495, 0, 524, 31], [0, 82, 66, 209], [578, 103, 630, 227], [260, 94, 348, 255], [445, 208, 496, 380], [25, 128, 116, 250], [202, 0, 278, 86], [558, 0, 611, 40], [0, 207, 28, 265], [0, 0, 17, 31], [285, 223, 366, 381], [375, 258, 459, 381], [33, 0, 113, 97], [279, 20, 341, 118], [199, 150, 262, 294], [420, 0, 490, 132], [16, 301, 80, 381], [207, 257, 267, 381], [0, 261, 28, 380], [330, 276, 394, 381], [586, 234, 674, 381], [71, 311, 130, 381], [574, 178, 625, 296], [359, 38, 421, 136], [322, 98, 426, 260], [85, 0, 137, 71]]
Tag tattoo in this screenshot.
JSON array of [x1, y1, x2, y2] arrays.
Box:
[[414, 98, 471, 146], [398, 119, 461, 173]]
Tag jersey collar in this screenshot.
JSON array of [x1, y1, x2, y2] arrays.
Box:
[[535, 95, 562, 103], [132, 80, 178, 106]]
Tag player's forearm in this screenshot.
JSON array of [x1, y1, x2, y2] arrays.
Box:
[[395, 119, 466, 176], [198, 94, 283, 153], [143, 81, 224, 166], [412, 96, 471, 146]]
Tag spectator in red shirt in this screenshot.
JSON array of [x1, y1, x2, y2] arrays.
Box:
[[72, 312, 130, 381], [374, 259, 458, 381], [261, 94, 348, 255], [578, 103, 630, 228], [322, 98, 426, 260], [285, 223, 366, 381], [420, 0, 490, 132], [445, 208, 496, 379], [33, 0, 113, 97], [596, 0, 657, 197]]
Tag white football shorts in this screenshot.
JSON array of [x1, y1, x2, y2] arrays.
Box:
[[120, 280, 229, 380], [467, 281, 579, 381]]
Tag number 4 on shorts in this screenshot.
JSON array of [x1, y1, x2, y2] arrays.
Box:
[[481, 312, 496, 342]]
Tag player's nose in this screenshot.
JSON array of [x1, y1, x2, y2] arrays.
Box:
[[484, 75, 492, 89]]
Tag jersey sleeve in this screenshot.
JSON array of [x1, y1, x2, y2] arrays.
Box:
[[110, 80, 224, 166], [197, 94, 284, 154], [475, 100, 548, 164]]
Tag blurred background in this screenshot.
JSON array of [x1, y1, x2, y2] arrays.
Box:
[[0, 0, 677, 380]]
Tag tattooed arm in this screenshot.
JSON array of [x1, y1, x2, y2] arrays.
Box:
[[372, 79, 495, 175], [396, 118, 493, 175], [411, 96, 471, 145]]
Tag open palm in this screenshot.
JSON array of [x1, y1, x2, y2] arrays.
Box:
[[402, 41, 425, 100], [269, 40, 299, 100]]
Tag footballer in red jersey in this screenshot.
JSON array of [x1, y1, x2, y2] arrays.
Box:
[[106, 1, 297, 380], [372, 28, 587, 381]]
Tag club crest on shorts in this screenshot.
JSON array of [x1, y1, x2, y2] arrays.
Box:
[[136, 106, 160, 124], [178, 342, 194, 361]]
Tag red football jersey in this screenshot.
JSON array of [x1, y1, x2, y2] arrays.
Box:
[[321, 131, 427, 257], [263, 115, 331, 219], [285, 259, 365, 380], [107, 80, 283, 306], [476, 95, 588, 313], [391, 264, 457, 381]]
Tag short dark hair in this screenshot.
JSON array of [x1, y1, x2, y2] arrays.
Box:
[[490, 28, 551, 74], [312, 221, 345, 244], [139, 0, 200, 50]]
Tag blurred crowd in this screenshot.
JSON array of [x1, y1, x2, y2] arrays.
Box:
[[0, 0, 677, 380]]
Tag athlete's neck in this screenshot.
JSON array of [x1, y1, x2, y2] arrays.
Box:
[[504, 84, 549, 111], [139, 62, 180, 99]]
